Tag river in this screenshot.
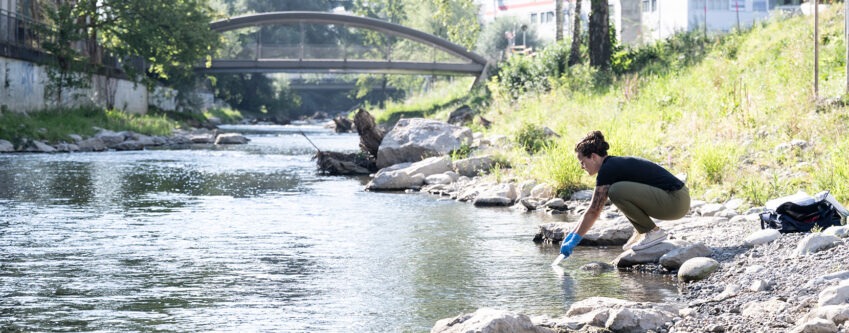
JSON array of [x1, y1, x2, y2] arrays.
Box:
[[0, 124, 677, 332]]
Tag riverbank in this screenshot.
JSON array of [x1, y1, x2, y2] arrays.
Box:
[[422, 172, 849, 332]]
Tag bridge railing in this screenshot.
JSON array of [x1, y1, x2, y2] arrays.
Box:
[[218, 42, 468, 64]]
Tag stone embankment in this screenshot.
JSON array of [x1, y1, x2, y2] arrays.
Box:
[[0, 128, 249, 153], [356, 118, 849, 332]]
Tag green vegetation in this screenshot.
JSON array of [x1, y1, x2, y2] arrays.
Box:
[[395, 7, 849, 205], [0, 107, 180, 144], [487, 7, 849, 204], [367, 78, 476, 125]]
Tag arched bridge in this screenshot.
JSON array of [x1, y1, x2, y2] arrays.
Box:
[[201, 12, 489, 81]]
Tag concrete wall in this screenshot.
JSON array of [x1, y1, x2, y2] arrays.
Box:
[[1, 56, 149, 113]]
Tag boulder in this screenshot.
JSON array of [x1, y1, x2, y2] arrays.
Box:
[[431, 308, 553, 333], [366, 156, 452, 191], [614, 240, 690, 268], [794, 233, 841, 256], [473, 183, 518, 207], [77, 137, 108, 152], [559, 297, 679, 333], [659, 243, 713, 271], [376, 118, 472, 168], [0, 139, 13, 152], [744, 229, 782, 247], [453, 155, 495, 177], [215, 133, 250, 145], [95, 130, 127, 148], [677, 257, 720, 282]]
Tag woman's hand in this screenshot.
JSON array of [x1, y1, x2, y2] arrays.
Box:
[[559, 232, 583, 257]]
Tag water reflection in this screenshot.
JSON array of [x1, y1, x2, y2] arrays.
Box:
[[0, 125, 678, 332]]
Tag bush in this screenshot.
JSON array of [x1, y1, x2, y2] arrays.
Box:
[[514, 123, 552, 154]]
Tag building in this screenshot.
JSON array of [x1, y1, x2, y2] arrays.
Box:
[[642, 0, 804, 42], [478, 1, 635, 44], [477, 0, 805, 46]]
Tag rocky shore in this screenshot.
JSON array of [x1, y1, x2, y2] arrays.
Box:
[[0, 128, 250, 153], [427, 187, 849, 332], [349, 118, 849, 332]]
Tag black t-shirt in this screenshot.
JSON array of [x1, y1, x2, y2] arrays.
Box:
[[596, 156, 684, 191]]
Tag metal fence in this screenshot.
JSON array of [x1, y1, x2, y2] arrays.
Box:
[[0, 9, 145, 76]]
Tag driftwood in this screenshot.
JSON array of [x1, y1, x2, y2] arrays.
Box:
[[310, 108, 384, 175], [314, 151, 375, 175], [332, 116, 354, 133], [354, 108, 384, 159]]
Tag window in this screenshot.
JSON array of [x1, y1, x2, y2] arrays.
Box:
[[753, 0, 767, 11], [642, 0, 657, 13], [530, 13, 538, 24], [545, 11, 555, 23], [707, 0, 727, 10], [728, 0, 746, 11]]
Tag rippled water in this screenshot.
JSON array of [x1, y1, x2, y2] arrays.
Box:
[[0, 124, 677, 332]]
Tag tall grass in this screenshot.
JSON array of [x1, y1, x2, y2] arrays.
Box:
[[369, 78, 475, 125], [480, 5, 849, 204], [0, 106, 179, 143]]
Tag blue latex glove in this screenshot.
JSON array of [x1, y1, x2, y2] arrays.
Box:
[[560, 232, 583, 257]]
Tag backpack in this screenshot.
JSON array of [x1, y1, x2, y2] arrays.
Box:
[[760, 199, 843, 233]]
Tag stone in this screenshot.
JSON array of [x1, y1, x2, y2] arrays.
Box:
[[677, 257, 720, 282], [818, 279, 849, 307], [431, 308, 553, 333], [214, 133, 250, 144], [794, 234, 841, 256], [453, 155, 495, 177], [744, 229, 782, 246], [376, 118, 472, 168], [0, 139, 13, 152], [659, 243, 713, 271]]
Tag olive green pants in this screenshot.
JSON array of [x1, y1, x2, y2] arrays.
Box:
[[607, 181, 690, 234]]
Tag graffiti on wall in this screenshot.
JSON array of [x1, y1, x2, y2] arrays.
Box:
[[19, 62, 35, 95]]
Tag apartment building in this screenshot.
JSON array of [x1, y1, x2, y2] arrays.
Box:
[[478, 0, 805, 45]]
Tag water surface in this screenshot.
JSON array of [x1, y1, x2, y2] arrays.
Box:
[[0, 124, 677, 332]]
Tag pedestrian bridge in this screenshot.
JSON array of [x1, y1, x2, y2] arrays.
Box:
[[201, 12, 489, 80]]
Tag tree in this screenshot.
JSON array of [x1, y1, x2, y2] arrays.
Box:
[[588, 0, 611, 70], [41, 0, 221, 107], [556, 0, 564, 42], [432, 0, 480, 51], [567, 0, 583, 66]]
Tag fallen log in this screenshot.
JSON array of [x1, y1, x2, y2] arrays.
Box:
[[309, 108, 384, 175]]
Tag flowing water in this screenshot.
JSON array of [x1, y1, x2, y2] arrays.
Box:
[[0, 124, 678, 332]]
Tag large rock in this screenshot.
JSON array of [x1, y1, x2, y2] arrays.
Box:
[[559, 297, 679, 333], [376, 118, 472, 168], [366, 156, 453, 191], [431, 308, 553, 333], [473, 183, 518, 207], [659, 242, 713, 271], [215, 133, 250, 145], [677, 257, 720, 282], [95, 130, 127, 148], [453, 155, 495, 177], [0, 139, 13, 152], [77, 137, 108, 152], [614, 240, 690, 268]]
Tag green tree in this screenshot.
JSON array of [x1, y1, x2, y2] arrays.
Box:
[[40, 2, 89, 105], [432, 0, 480, 51], [41, 0, 220, 108]]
